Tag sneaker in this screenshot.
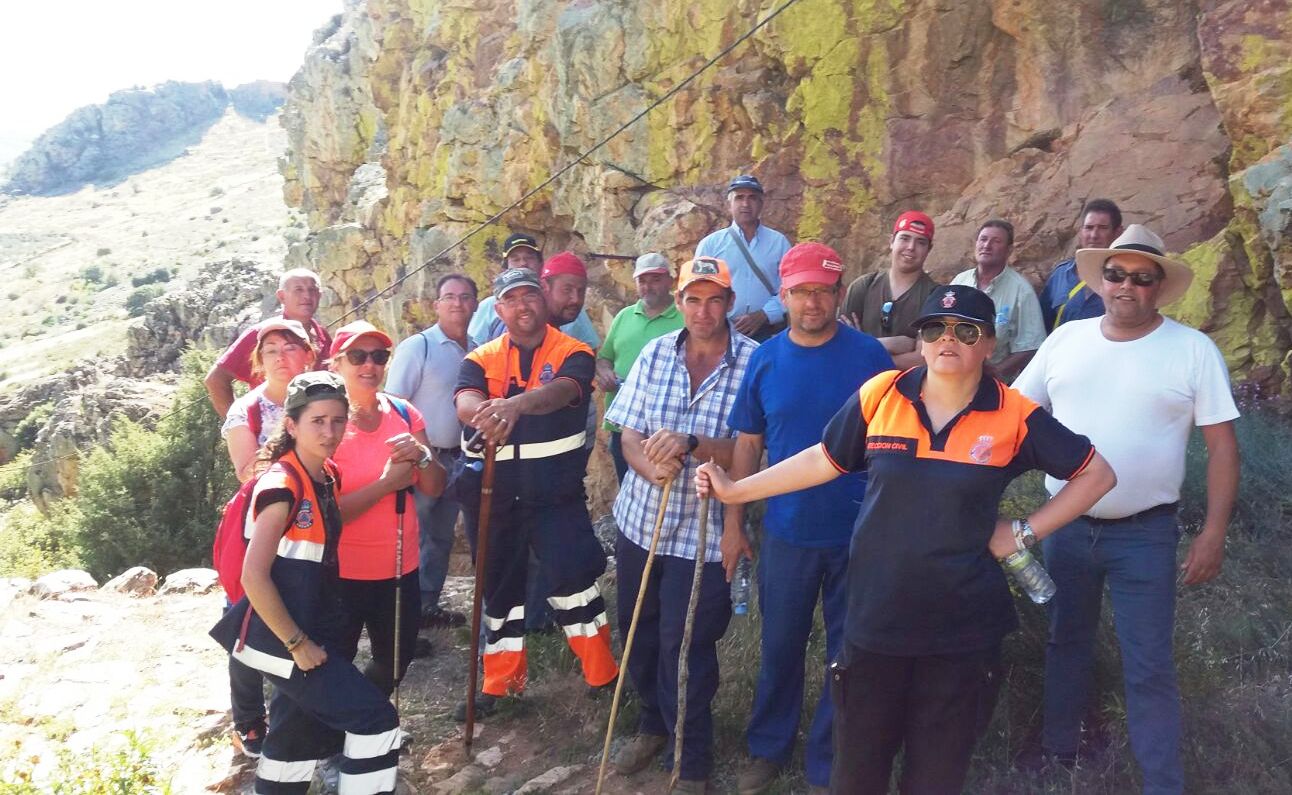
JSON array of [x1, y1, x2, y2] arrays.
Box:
[[453, 692, 501, 723], [611, 733, 667, 776], [232, 724, 264, 759], [736, 757, 780, 794], [420, 606, 467, 629], [672, 778, 709, 794]]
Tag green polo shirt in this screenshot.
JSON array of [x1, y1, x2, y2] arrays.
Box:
[[599, 300, 685, 430]]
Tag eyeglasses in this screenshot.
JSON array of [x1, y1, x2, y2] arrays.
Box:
[[786, 286, 836, 300], [1102, 266, 1162, 287], [880, 300, 894, 334], [497, 290, 544, 308], [343, 348, 391, 366], [437, 292, 476, 303], [918, 320, 984, 346]]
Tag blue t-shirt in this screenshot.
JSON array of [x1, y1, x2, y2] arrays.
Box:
[[727, 325, 894, 547]]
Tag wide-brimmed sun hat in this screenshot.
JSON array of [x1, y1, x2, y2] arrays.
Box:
[[1075, 224, 1193, 307]]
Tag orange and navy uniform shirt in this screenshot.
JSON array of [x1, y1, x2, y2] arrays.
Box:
[[212, 450, 346, 679], [821, 367, 1095, 657], [455, 327, 595, 502]]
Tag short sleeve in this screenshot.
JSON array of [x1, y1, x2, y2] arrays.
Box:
[[215, 327, 259, 384], [1013, 404, 1095, 481], [384, 335, 425, 400], [251, 464, 299, 522], [1011, 337, 1051, 410], [1011, 288, 1048, 353], [605, 341, 655, 433], [555, 350, 595, 404], [726, 349, 768, 434], [467, 299, 497, 345], [390, 397, 427, 435], [820, 391, 869, 473], [455, 354, 488, 398], [1191, 337, 1240, 427], [222, 394, 252, 438]]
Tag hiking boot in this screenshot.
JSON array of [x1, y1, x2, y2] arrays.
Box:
[[232, 724, 264, 759], [453, 692, 501, 723], [672, 778, 709, 794], [736, 757, 780, 794], [420, 605, 467, 629], [612, 733, 667, 775]]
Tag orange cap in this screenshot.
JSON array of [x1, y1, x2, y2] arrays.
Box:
[[677, 256, 732, 293]]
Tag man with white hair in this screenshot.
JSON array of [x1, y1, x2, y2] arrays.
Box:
[[1014, 224, 1240, 794], [204, 268, 332, 419]]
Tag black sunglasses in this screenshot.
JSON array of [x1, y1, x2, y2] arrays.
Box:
[[1102, 265, 1163, 287], [880, 300, 894, 334], [918, 320, 984, 346], [344, 348, 391, 366]]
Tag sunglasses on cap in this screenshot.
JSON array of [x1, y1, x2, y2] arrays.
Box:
[[1102, 265, 1163, 287], [918, 320, 984, 346], [344, 348, 391, 366]]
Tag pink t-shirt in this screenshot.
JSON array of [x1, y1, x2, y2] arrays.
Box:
[[333, 394, 426, 580], [215, 316, 334, 387]]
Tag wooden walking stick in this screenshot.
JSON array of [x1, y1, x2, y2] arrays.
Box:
[[464, 433, 497, 755], [594, 477, 675, 795], [670, 488, 712, 792], [392, 486, 412, 712]]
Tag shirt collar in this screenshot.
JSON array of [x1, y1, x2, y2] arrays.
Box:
[[632, 300, 680, 318], [895, 366, 1003, 412], [728, 220, 764, 243], [673, 325, 739, 367]]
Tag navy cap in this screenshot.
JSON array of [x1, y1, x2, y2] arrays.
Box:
[[502, 233, 540, 258], [910, 285, 996, 330], [726, 174, 764, 194], [493, 267, 542, 299]]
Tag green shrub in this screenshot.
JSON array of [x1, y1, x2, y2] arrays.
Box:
[[80, 265, 104, 284], [124, 286, 163, 316], [13, 402, 53, 452], [0, 729, 171, 793], [68, 350, 235, 580], [0, 500, 80, 578], [129, 268, 172, 289], [0, 452, 32, 502]]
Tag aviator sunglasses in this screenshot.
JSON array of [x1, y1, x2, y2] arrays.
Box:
[[918, 320, 984, 346], [344, 348, 392, 366], [1102, 265, 1163, 287]]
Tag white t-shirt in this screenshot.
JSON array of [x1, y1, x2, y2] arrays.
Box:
[[221, 384, 284, 446], [1012, 316, 1239, 519]]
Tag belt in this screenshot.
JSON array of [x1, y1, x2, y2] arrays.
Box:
[[462, 431, 586, 462], [1084, 502, 1178, 526]]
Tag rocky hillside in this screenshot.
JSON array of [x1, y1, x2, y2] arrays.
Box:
[[279, 0, 1291, 393], [3, 81, 287, 196]]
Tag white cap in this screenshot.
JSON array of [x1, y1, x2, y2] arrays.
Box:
[[632, 252, 671, 278]]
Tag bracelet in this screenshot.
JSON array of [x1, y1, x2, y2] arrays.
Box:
[[284, 630, 307, 651]]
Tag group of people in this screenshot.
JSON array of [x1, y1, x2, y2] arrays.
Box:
[[203, 173, 1240, 795]]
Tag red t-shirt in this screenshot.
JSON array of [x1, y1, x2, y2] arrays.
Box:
[[215, 316, 334, 387], [333, 394, 426, 580]]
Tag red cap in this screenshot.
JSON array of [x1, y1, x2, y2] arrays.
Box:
[[540, 251, 587, 280], [779, 242, 844, 289], [893, 211, 934, 242], [329, 320, 394, 357]]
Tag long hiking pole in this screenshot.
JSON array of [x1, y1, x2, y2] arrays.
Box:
[[670, 489, 711, 792], [594, 477, 675, 795], [392, 486, 411, 712], [464, 436, 497, 756]]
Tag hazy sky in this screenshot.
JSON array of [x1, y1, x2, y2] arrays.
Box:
[[0, 0, 343, 162]]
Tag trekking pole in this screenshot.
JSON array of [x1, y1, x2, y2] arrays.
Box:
[[464, 432, 497, 755], [670, 484, 712, 793], [594, 476, 676, 795], [392, 485, 412, 713]]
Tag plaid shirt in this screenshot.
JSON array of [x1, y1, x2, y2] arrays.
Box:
[[606, 328, 756, 562]]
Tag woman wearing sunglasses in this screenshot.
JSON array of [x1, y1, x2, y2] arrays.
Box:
[[698, 284, 1115, 793], [329, 320, 447, 696]]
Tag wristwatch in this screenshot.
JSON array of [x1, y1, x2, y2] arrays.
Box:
[[686, 434, 700, 454], [416, 448, 433, 470], [1013, 518, 1037, 551]]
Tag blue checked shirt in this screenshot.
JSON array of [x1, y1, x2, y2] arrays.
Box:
[[606, 328, 756, 562]]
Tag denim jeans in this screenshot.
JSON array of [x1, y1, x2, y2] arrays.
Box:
[[415, 480, 460, 608], [747, 533, 849, 787], [1042, 512, 1183, 795]]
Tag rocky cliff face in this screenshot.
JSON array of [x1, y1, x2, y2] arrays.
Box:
[[3, 80, 286, 196], [279, 0, 1291, 393]]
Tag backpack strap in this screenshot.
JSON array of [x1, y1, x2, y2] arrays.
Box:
[[247, 398, 263, 440], [385, 394, 414, 430], [725, 226, 778, 296]]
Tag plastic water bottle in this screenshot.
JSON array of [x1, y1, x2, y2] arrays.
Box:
[[1000, 550, 1057, 604], [731, 557, 752, 615]]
